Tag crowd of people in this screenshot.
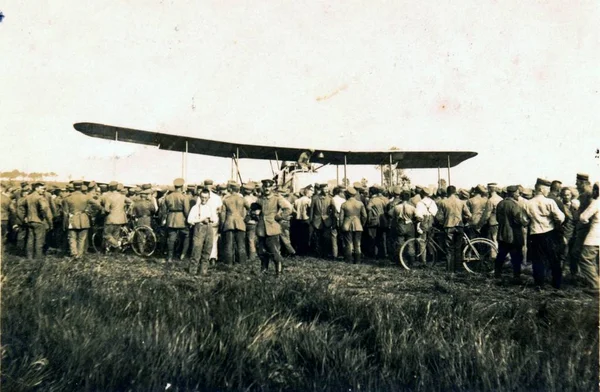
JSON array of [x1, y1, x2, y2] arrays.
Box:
[[1, 173, 598, 293]]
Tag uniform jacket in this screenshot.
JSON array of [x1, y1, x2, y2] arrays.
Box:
[[466, 195, 488, 229], [256, 194, 291, 237], [1, 192, 11, 222], [18, 192, 52, 226], [483, 193, 503, 226], [220, 193, 247, 232], [339, 197, 367, 232], [161, 190, 190, 229], [104, 191, 131, 225], [496, 198, 528, 245], [436, 194, 471, 228], [310, 194, 332, 229], [366, 195, 389, 228], [132, 199, 157, 227], [62, 191, 94, 229]]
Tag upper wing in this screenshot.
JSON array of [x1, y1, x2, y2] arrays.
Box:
[[74, 122, 477, 168]]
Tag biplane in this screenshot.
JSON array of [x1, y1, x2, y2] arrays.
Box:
[[73, 122, 477, 192]]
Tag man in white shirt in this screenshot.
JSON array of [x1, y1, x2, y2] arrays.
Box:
[[415, 187, 438, 263], [203, 179, 222, 264], [524, 178, 565, 289], [188, 189, 218, 275]]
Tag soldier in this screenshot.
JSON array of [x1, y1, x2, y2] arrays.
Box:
[[103, 181, 131, 252], [578, 182, 599, 294], [256, 179, 291, 274], [494, 185, 529, 282], [570, 173, 593, 277], [339, 187, 367, 263], [466, 184, 488, 234], [309, 183, 333, 258], [292, 185, 313, 256], [330, 186, 346, 259], [524, 178, 565, 289], [62, 180, 97, 258], [436, 186, 472, 271], [220, 183, 248, 264], [276, 188, 296, 257], [242, 182, 258, 261], [391, 190, 423, 266], [160, 178, 190, 263], [1, 184, 10, 250], [365, 185, 389, 259], [187, 188, 218, 275], [483, 183, 503, 257], [17, 182, 53, 259], [131, 189, 156, 228]]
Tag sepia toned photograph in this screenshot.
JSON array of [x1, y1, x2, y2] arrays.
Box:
[[1, 1, 599, 391]]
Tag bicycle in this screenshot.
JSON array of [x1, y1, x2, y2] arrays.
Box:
[[399, 226, 497, 274], [91, 220, 157, 257]]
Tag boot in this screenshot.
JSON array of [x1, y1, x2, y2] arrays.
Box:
[[275, 261, 283, 275], [353, 252, 361, 264]]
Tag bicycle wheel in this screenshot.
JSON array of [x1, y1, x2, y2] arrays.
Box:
[[131, 225, 157, 256], [462, 238, 497, 274], [399, 238, 437, 270], [92, 230, 104, 253]]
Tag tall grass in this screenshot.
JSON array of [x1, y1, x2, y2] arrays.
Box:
[[1, 254, 598, 391]]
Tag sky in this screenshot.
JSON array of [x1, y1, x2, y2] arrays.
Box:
[[2, 1, 599, 188]]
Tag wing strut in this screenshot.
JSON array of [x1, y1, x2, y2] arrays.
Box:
[[447, 155, 451, 186]]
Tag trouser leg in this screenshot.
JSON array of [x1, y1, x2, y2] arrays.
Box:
[[331, 228, 338, 258], [180, 228, 190, 259], [104, 224, 121, 248], [246, 223, 257, 260], [353, 232, 362, 264], [222, 231, 234, 264], [488, 225, 498, 258], [167, 228, 178, 260], [78, 229, 88, 258], [579, 245, 599, 292], [342, 231, 353, 263], [68, 230, 78, 257], [509, 246, 523, 277], [235, 230, 247, 263], [280, 220, 295, 255], [494, 241, 510, 276], [209, 226, 219, 260], [258, 236, 269, 270]]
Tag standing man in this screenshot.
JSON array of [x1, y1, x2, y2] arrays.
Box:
[[339, 187, 367, 264], [391, 190, 423, 266], [570, 173, 593, 277], [436, 186, 472, 271], [160, 178, 190, 263], [483, 183, 503, 257], [220, 183, 248, 264], [17, 182, 52, 259], [415, 187, 438, 263], [366, 185, 389, 260], [578, 182, 599, 294], [131, 189, 156, 228], [242, 182, 258, 261], [309, 184, 332, 258], [466, 184, 488, 234], [187, 188, 218, 275], [494, 186, 529, 282], [203, 179, 222, 264], [1, 184, 11, 251], [277, 188, 296, 257], [292, 185, 313, 256], [524, 178, 565, 289], [330, 186, 346, 259], [102, 182, 131, 252], [62, 180, 96, 258], [256, 179, 291, 274]]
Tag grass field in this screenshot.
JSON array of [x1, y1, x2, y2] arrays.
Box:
[[1, 252, 598, 391]]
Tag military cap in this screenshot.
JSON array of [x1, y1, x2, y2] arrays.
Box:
[[487, 182, 498, 187], [346, 187, 357, 196], [72, 180, 83, 187], [32, 181, 45, 188], [576, 173, 589, 181], [116, 183, 123, 191], [141, 183, 152, 190], [66, 184, 74, 191], [536, 178, 552, 187], [20, 181, 28, 187], [391, 185, 402, 196], [215, 183, 227, 191], [261, 179, 275, 188], [108, 181, 118, 188], [229, 183, 240, 192], [415, 185, 423, 191], [99, 184, 108, 191], [88, 181, 97, 189], [203, 179, 214, 186], [81, 185, 88, 192], [506, 185, 518, 193], [227, 180, 237, 186], [140, 189, 152, 195], [173, 178, 185, 187], [459, 188, 470, 198], [352, 181, 364, 190], [242, 183, 254, 191], [131, 187, 141, 194], [475, 184, 486, 194], [521, 188, 533, 198], [422, 187, 432, 196]]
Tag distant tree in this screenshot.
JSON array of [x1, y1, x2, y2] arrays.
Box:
[[29, 172, 43, 181]]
